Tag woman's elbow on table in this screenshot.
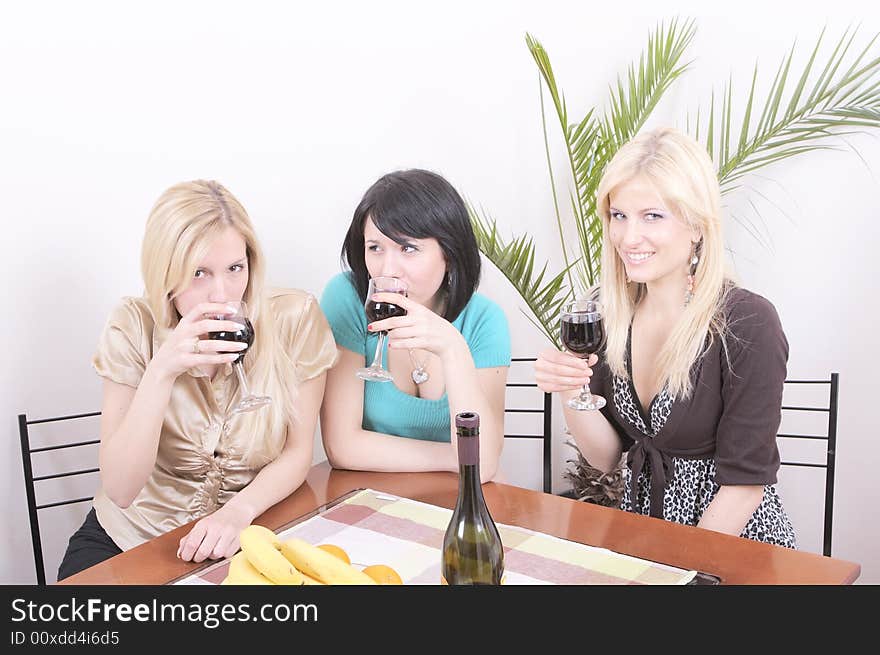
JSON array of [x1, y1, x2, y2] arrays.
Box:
[[324, 450, 350, 471], [321, 429, 355, 471], [478, 450, 501, 484]]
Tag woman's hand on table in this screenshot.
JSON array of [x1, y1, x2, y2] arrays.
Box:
[[176, 501, 255, 562]]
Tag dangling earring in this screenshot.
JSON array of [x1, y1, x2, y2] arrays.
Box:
[[685, 241, 700, 307]]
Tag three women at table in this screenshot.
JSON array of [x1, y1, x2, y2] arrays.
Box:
[[318, 169, 511, 482], [535, 127, 796, 547], [64, 126, 796, 581], [58, 180, 337, 579]]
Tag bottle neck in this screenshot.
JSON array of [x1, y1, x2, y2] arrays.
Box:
[[456, 432, 483, 504], [457, 429, 480, 466]]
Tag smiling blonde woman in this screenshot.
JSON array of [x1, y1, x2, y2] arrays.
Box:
[[535, 128, 796, 548]]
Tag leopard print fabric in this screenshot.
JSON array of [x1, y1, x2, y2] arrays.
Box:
[[612, 376, 672, 437], [614, 375, 796, 549]]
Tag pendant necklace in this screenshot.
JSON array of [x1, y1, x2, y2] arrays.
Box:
[[408, 349, 430, 385]]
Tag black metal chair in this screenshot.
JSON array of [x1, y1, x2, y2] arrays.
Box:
[[777, 373, 839, 557], [18, 411, 101, 585], [505, 357, 552, 493]]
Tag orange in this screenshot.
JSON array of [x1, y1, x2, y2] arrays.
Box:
[[317, 543, 350, 565], [362, 564, 403, 585]]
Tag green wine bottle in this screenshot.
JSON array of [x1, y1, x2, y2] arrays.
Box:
[[441, 411, 504, 585]]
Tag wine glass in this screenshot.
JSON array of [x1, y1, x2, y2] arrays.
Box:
[[560, 300, 606, 411], [207, 300, 272, 414], [356, 276, 408, 383]]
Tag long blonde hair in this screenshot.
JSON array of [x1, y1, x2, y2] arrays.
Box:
[[141, 180, 296, 466], [596, 127, 733, 399]]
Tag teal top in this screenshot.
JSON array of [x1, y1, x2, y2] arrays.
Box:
[[319, 272, 511, 442]]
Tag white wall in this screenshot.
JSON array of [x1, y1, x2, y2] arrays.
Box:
[[2, 1, 878, 583]]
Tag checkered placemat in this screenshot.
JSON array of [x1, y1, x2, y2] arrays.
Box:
[[174, 488, 696, 585]]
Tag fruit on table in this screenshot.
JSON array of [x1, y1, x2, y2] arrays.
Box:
[[279, 537, 377, 585], [362, 564, 403, 585], [238, 524, 304, 585], [317, 543, 351, 565], [226, 551, 273, 585], [221, 526, 401, 585]]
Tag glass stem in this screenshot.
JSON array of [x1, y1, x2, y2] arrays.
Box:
[[234, 362, 252, 397], [580, 381, 592, 403], [370, 331, 387, 370]]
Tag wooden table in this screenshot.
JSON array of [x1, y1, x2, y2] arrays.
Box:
[[60, 462, 860, 585]]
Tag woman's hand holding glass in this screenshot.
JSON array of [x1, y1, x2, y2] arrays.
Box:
[[367, 291, 465, 359], [356, 277, 409, 382], [206, 300, 271, 413], [534, 348, 598, 394], [150, 302, 247, 381], [559, 300, 606, 410]]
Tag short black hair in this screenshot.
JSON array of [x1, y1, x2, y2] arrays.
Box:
[[341, 169, 481, 321]]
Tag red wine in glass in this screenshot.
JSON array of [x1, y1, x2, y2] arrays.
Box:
[[205, 301, 270, 413], [560, 317, 604, 358], [357, 276, 408, 382], [365, 301, 407, 324], [560, 300, 606, 411], [209, 317, 254, 365]]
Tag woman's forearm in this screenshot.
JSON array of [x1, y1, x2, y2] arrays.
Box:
[[697, 484, 764, 536], [99, 365, 175, 507], [320, 340, 505, 481], [223, 442, 313, 523], [441, 340, 506, 482], [559, 390, 623, 473], [325, 426, 458, 473], [225, 373, 325, 524]]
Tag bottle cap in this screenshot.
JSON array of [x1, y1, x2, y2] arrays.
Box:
[[455, 411, 480, 430]]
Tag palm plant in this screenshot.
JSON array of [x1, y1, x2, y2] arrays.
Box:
[[471, 19, 880, 349]]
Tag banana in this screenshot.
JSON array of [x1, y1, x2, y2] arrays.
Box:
[[242, 523, 281, 547], [302, 573, 326, 585], [225, 551, 274, 585], [239, 525, 304, 585], [279, 537, 376, 585]]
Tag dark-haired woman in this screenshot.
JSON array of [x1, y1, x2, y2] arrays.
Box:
[[319, 169, 510, 482]]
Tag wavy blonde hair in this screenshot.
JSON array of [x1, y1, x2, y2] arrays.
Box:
[[596, 127, 734, 399], [141, 180, 296, 466]]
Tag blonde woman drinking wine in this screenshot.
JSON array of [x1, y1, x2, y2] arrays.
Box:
[[58, 180, 337, 580], [535, 128, 796, 547]]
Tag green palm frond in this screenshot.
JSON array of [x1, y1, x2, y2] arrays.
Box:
[[527, 19, 697, 295], [469, 205, 575, 349], [600, 18, 697, 152], [526, 33, 596, 295], [585, 18, 697, 288], [472, 20, 880, 351], [692, 26, 880, 195]]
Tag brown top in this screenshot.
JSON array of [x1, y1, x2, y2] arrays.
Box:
[[590, 287, 789, 517], [91, 288, 338, 550]]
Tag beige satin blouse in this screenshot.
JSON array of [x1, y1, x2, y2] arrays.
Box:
[[91, 288, 338, 551]]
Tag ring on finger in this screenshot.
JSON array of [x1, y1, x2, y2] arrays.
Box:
[[192, 339, 200, 354]]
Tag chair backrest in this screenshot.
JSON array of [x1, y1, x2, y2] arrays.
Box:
[[504, 358, 552, 493], [777, 374, 839, 557], [18, 411, 102, 585]]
